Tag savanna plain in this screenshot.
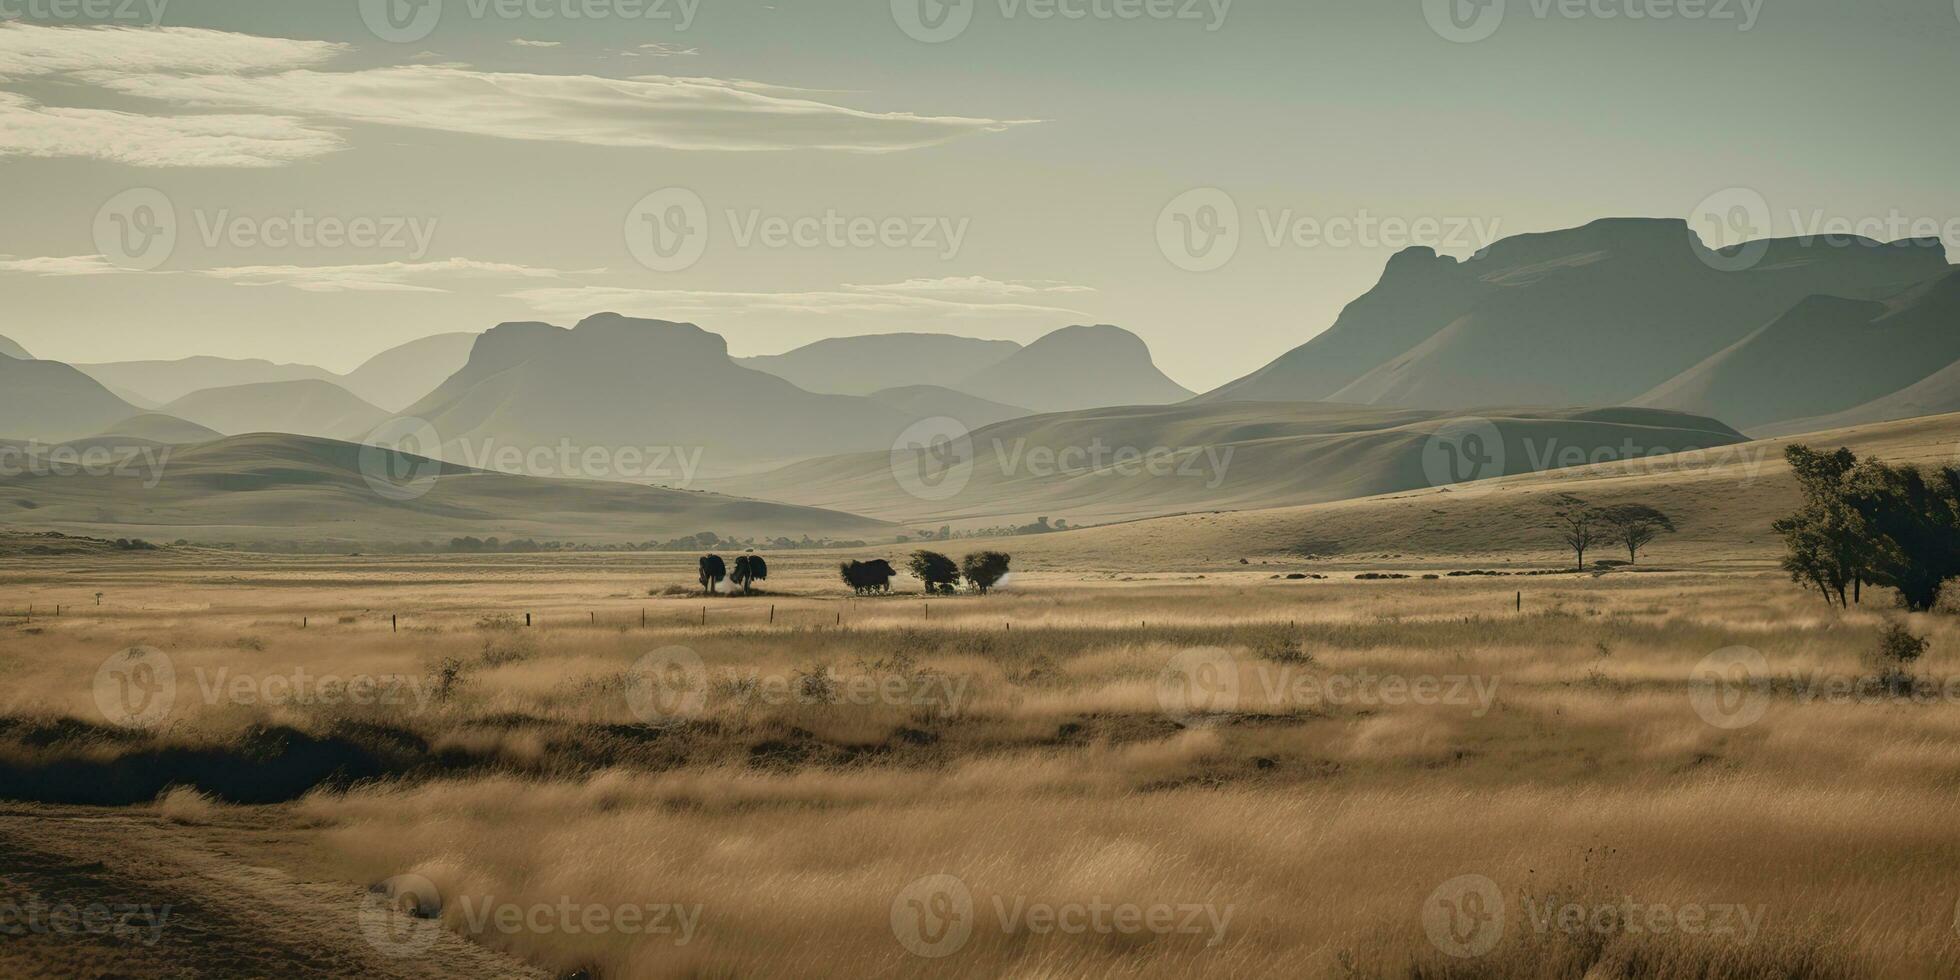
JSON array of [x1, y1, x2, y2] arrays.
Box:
[[5, 547, 1959, 979]]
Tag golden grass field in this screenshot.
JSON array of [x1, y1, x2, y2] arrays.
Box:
[[5, 548, 1960, 978]]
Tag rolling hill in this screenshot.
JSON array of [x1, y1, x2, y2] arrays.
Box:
[[74, 356, 341, 406], [708, 402, 1744, 529], [1202, 219, 1951, 409], [738, 333, 1021, 395], [993, 411, 1960, 572], [161, 380, 391, 441], [863, 386, 1032, 431], [0, 432, 891, 549]]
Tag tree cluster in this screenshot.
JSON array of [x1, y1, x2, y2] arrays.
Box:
[[1552, 501, 1676, 570], [1774, 445, 1960, 611]]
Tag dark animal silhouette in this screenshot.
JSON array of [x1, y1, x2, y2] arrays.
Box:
[[699, 554, 727, 593], [840, 559, 897, 595], [731, 553, 769, 594]]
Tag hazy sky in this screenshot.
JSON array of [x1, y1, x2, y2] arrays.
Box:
[[1, 0, 1955, 389]]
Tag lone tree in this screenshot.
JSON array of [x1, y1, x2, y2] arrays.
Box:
[[730, 553, 768, 594], [908, 550, 960, 595], [961, 551, 1012, 594], [698, 554, 727, 593], [1598, 504, 1676, 563], [1553, 506, 1603, 571]]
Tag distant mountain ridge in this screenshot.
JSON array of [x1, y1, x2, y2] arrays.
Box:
[[955, 324, 1193, 412], [737, 334, 1022, 395], [1202, 218, 1952, 420], [74, 332, 478, 412], [161, 379, 391, 441], [0, 334, 31, 360]]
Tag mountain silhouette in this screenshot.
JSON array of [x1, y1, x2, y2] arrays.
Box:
[[1203, 218, 1950, 409], [161, 380, 392, 441], [0, 356, 144, 442], [954, 324, 1193, 412]]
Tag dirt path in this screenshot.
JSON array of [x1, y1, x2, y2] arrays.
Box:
[[0, 805, 549, 979]]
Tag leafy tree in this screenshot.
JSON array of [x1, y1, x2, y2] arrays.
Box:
[[908, 550, 960, 595], [961, 551, 1011, 594], [731, 553, 768, 594], [698, 554, 727, 593], [1772, 445, 1867, 608], [1839, 457, 1960, 612], [1598, 504, 1676, 563]]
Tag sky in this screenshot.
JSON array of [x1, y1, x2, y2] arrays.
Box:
[[1, 0, 1956, 390]]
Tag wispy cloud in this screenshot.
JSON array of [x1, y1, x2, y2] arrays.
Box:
[[624, 42, 699, 57], [0, 254, 131, 276], [509, 39, 562, 48], [0, 90, 341, 167], [510, 278, 1094, 320], [94, 66, 1035, 153], [200, 258, 593, 293], [0, 22, 1032, 164]]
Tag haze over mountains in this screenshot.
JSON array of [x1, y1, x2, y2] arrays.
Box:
[[73, 332, 478, 412], [709, 403, 1745, 527], [160, 380, 391, 441], [0, 334, 30, 360], [1204, 219, 1953, 430], [737, 334, 1022, 395]]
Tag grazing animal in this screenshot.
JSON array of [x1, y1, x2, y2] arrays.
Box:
[[840, 559, 897, 595], [731, 553, 769, 594], [699, 554, 728, 593]]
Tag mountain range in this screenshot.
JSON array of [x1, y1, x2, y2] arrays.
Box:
[[71, 332, 478, 412], [1203, 218, 1952, 430]]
